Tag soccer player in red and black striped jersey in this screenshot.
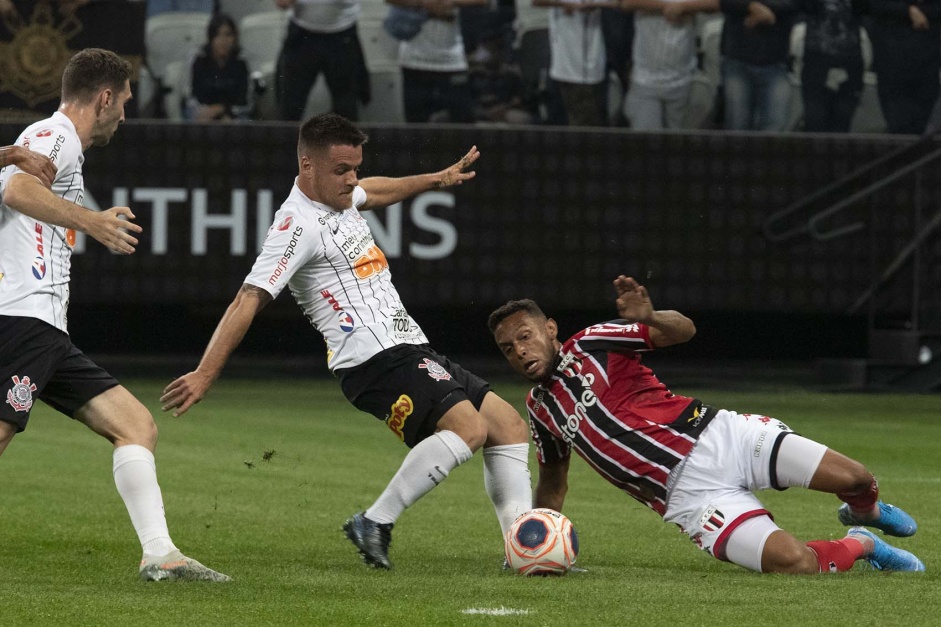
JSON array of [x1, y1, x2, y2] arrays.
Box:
[[489, 275, 925, 574]]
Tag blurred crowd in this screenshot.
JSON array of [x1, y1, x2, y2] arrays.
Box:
[[6, 0, 941, 133]]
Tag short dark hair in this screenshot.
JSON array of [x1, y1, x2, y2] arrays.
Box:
[[487, 299, 546, 334], [298, 113, 368, 155], [61, 48, 132, 103]]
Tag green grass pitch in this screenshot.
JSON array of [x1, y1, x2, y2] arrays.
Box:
[[1, 378, 939, 626]]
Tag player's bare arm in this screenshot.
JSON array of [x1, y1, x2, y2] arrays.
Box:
[[359, 146, 479, 210], [160, 284, 273, 417], [613, 275, 695, 348], [0, 145, 57, 188], [534, 457, 570, 512], [3, 173, 141, 254]]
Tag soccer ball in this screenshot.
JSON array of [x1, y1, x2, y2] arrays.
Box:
[[504, 508, 579, 576]]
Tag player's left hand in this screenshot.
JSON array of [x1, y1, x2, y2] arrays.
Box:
[[433, 146, 479, 189], [613, 275, 654, 323], [160, 370, 213, 417]]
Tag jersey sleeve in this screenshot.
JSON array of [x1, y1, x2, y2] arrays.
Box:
[[352, 186, 367, 209], [243, 211, 319, 299], [527, 404, 571, 465], [572, 320, 653, 354], [15, 126, 82, 184]]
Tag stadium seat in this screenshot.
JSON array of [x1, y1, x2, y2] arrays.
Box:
[[162, 60, 188, 121], [302, 77, 334, 119], [219, 0, 275, 24], [239, 10, 290, 77], [360, 69, 405, 123], [145, 12, 211, 83], [358, 16, 399, 73], [360, 0, 389, 21]]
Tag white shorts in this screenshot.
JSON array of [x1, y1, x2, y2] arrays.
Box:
[[663, 409, 828, 567]]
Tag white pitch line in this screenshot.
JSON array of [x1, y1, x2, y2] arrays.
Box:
[[461, 607, 532, 616]]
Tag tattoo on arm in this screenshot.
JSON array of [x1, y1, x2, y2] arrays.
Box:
[[239, 284, 274, 309]]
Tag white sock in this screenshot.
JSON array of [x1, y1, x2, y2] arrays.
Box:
[[365, 430, 473, 525], [113, 444, 177, 558], [483, 443, 533, 535]]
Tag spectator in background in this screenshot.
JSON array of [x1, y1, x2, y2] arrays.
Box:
[[147, 0, 214, 17], [275, 0, 369, 121], [623, 0, 697, 130], [469, 28, 535, 124], [800, 0, 865, 133], [536, 0, 609, 127], [389, 0, 485, 124], [866, 0, 941, 134], [602, 6, 634, 126], [666, 0, 800, 131], [514, 0, 567, 124], [187, 14, 252, 121]]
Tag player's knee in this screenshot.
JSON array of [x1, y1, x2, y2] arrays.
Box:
[[464, 417, 488, 451], [120, 408, 158, 450], [836, 458, 873, 495]]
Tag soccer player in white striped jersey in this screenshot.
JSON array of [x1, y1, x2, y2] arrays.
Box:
[[161, 113, 532, 569], [489, 275, 924, 574], [1, 48, 229, 582]]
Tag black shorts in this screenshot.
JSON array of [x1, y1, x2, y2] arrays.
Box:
[[0, 315, 119, 432], [336, 344, 491, 448]]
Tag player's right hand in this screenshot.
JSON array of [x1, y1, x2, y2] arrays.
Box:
[[88, 206, 142, 254], [160, 371, 212, 417]]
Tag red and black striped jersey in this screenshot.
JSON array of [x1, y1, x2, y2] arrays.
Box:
[[526, 320, 714, 516]]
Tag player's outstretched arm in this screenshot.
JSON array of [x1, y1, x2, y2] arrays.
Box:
[[358, 145, 479, 210], [613, 275, 695, 348], [0, 145, 57, 188], [3, 173, 141, 254], [160, 284, 272, 417], [534, 457, 570, 513]]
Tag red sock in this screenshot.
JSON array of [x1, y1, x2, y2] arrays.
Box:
[[838, 475, 879, 515], [806, 538, 866, 573]]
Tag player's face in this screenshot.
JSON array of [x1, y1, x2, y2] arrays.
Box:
[[493, 311, 559, 383], [301, 144, 362, 210], [91, 80, 132, 147]]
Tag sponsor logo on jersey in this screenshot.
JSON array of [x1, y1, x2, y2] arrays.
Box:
[[6, 375, 37, 413], [320, 289, 342, 311], [352, 245, 388, 279], [338, 311, 354, 332], [31, 256, 46, 279], [557, 352, 582, 378], [559, 372, 596, 443], [699, 506, 725, 533], [267, 225, 304, 285], [387, 394, 413, 440], [32, 221, 46, 278], [35, 129, 52, 138], [418, 358, 451, 382], [277, 215, 293, 231], [48, 134, 66, 162]]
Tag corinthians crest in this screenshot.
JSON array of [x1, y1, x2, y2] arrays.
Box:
[[6, 374, 38, 413], [0, 1, 82, 108]]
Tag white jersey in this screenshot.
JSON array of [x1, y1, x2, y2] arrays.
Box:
[[244, 183, 428, 371], [0, 111, 84, 333], [292, 0, 360, 33], [548, 2, 605, 85], [399, 17, 468, 72]]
